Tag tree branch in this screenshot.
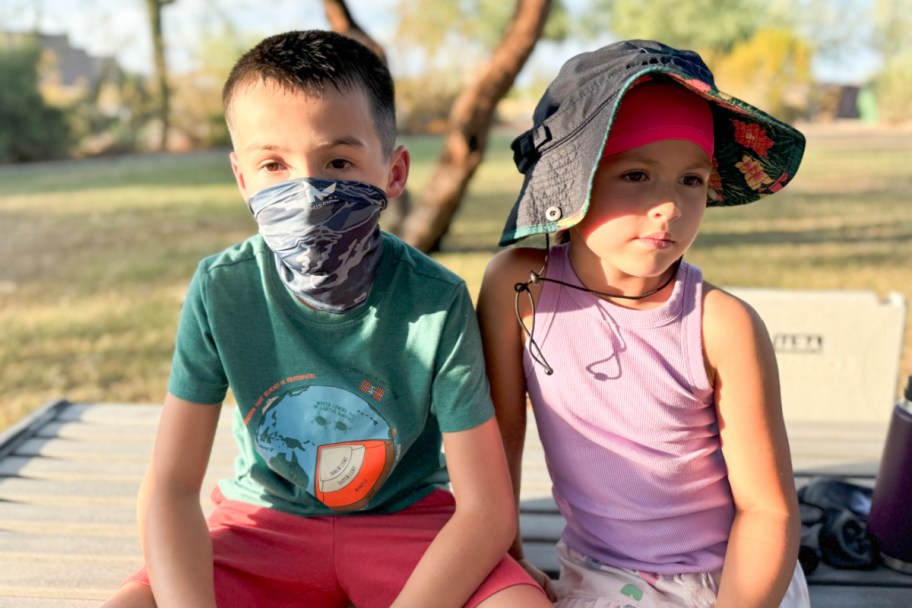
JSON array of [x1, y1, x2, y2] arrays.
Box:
[[402, 0, 552, 251], [322, 0, 387, 63]]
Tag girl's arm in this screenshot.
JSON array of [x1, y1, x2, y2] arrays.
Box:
[[139, 392, 222, 608], [475, 248, 557, 599], [703, 285, 800, 608]]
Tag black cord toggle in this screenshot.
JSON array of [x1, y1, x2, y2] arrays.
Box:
[[513, 272, 554, 375], [512, 236, 682, 377]]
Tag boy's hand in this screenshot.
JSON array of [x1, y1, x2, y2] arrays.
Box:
[[518, 558, 557, 602]]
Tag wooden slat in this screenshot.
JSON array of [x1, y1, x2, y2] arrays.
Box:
[[0, 599, 98, 608], [0, 455, 147, 480], [0, 502, 135, 531], [805, 587, 912, 608], [0, 556, 140, 601], [788, 418, 889, 473], [0, 531, 140, 558]]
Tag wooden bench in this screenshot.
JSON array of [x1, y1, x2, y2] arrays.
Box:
[[1, 400, 910, 606]]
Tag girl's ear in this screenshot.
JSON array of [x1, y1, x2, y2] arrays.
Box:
[[385, 145, 410, 199]]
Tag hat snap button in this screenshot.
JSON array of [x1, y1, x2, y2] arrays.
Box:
[[545, 206, 562, 221]]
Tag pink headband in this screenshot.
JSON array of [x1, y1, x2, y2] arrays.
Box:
[[602, 81, 714, 158]]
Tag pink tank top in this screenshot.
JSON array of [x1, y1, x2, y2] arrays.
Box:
[[524, 244, 734, 573]]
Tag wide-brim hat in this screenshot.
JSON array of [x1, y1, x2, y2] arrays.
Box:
[[499, 39, 806, 246]]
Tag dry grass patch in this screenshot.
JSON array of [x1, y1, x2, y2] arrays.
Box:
[[2, 125, 910, 429]]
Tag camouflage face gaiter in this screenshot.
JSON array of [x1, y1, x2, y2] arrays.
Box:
[[248, 177, 387, 313]]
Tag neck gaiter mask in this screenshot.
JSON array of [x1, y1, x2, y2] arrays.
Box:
[[247, 177, 387, 313]]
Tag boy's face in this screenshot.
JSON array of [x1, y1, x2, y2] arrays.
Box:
[[570, 139, 710, 282], [228, 80, 408, 202]]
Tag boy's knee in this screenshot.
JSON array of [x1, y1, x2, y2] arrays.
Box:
[[474, 583, 552, 608], [100, 582, 156, 608]]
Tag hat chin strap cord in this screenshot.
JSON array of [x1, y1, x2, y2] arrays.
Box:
[[513, 234, 681, 376]]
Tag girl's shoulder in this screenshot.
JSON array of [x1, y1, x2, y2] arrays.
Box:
[[702, 281, 775, 376], [479, 246, 550, 318], [702, 281, 766, 327], [482, 246, 549, 289]]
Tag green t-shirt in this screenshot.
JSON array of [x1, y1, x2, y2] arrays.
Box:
[[168, 232, 494, 516]]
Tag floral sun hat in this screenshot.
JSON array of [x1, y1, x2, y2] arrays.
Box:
[[500, 39, 807, 246]]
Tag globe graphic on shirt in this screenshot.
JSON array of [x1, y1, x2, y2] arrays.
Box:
[[253, 384, 395, 510]]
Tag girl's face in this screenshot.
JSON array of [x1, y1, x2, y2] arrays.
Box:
[[570, 138, 711, 287]]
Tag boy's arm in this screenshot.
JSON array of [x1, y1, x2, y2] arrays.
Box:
[[138, 392, 222, 608], [475, 248, 557, 598], [703, 285, 801, 608], [392, 250, 548, 608], [390, 417, 518, 608]]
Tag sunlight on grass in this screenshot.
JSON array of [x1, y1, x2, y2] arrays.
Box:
[[2, 125, 911, 429]]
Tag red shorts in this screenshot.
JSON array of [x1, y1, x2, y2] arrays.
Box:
[[125, 487, 538, 607]]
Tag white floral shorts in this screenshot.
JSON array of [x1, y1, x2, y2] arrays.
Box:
[[554, 542, 811, 608]]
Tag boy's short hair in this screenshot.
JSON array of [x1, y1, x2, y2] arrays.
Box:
[[223, 30, 397, 157]]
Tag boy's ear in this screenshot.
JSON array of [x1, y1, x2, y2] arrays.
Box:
[[229, 151, 249, 201], [385, 145, 410, 199]]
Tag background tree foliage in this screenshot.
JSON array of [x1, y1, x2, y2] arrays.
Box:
[[713, 28, 813, 122], [872, 0, 912, 123], [0, 42, 70, 163], [584, 0, 766, 56], [167, 24, 253, 148], [392, 0, 568, 133], [67, 71, 159, 155], [395, 0, 569, 54], [1, 0, 902, 249], [582, 0, 820, 122]]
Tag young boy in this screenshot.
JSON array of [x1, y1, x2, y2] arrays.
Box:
[[102, 30, 547, 608]]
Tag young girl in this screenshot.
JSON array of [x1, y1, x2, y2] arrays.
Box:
[[478, 40, 810, 607]]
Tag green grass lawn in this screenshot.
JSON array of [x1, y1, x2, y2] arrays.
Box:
[[2, 124, 911, 429]]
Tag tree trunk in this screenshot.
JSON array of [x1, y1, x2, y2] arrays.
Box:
[[401, 0, 552, 252], [145, 0, 174, 152], [322, 0, 412, 233]]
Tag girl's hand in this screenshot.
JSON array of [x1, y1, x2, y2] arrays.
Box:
[[518, 558, 558, 602]]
